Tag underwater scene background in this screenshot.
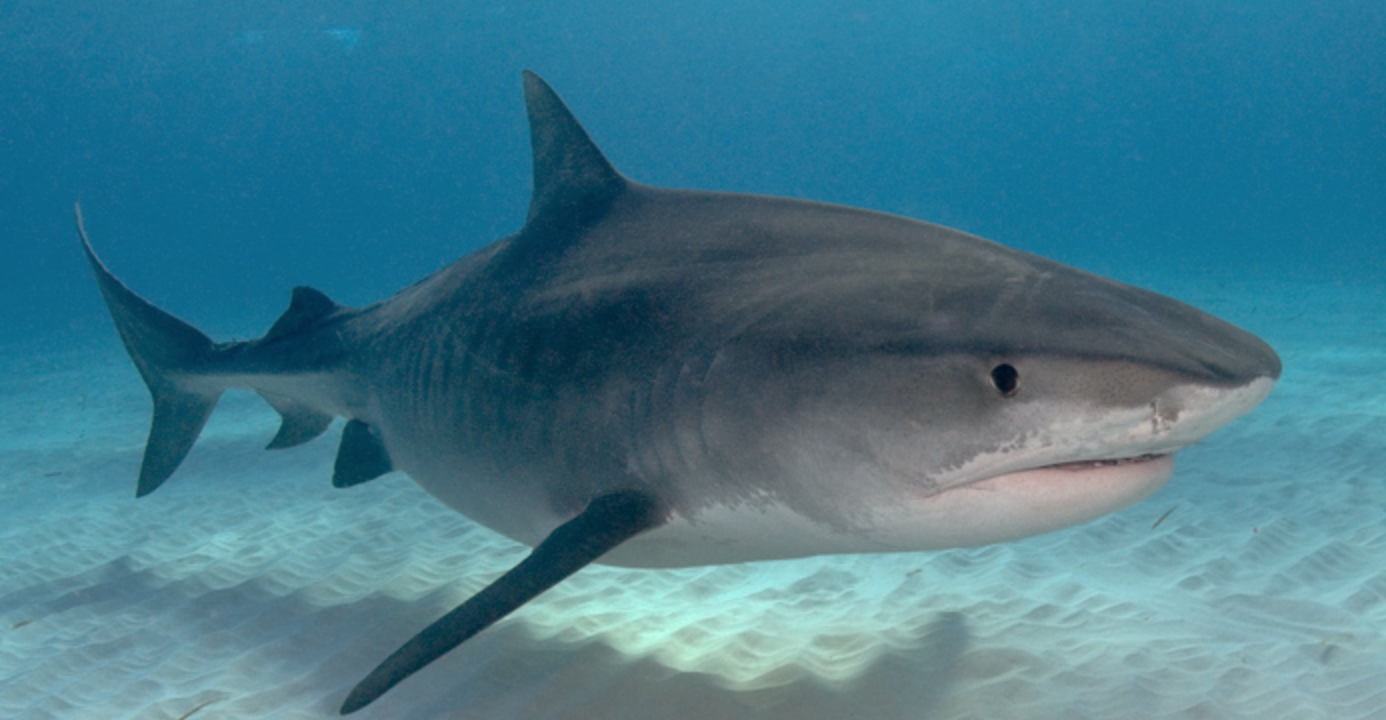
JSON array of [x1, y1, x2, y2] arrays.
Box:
[[3, 2, 1385, 719]]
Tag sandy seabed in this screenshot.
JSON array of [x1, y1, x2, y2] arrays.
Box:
[[2, 275, 1385, 720]]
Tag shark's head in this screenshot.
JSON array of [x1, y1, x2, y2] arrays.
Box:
[[629, 196, 1282, 556]]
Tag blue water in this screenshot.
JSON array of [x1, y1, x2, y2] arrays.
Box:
[[4, 0, 1383, 344], [2, 2, 1385, 719]]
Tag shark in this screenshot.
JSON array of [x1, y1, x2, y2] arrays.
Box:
[[76, 71, 1281, 714]]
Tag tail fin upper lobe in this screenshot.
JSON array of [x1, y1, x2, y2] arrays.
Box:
[[76, 205, 224, 496]]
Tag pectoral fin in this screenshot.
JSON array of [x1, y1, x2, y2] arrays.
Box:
[[339, 490, 666, 714]]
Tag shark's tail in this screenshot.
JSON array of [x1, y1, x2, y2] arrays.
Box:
[[75, 205, 228, 497], [77, 206, 386, 497]]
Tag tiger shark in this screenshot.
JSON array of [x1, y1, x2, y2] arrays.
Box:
[[77, 71, 1281, 713]]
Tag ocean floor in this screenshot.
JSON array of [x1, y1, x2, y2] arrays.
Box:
[[2, 273, 1385, 720]]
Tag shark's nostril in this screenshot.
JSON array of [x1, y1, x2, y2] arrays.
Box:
[[1151, 400, 1173, 434]]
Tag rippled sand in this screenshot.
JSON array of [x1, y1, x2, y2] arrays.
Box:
[[2, 278, 1383, 720]]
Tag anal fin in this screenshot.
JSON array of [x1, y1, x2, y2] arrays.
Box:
[[339, 490, 667, 714], [332, 419, 393, 488], [261, 394, 334, 450]]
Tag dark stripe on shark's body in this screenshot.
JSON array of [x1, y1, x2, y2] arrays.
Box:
[[78, 72, 1280, 714]]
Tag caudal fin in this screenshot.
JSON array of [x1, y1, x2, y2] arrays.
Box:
[[76, 205, 224, 497]]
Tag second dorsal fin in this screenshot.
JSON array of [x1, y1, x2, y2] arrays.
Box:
[[264, 286, 342, 342]]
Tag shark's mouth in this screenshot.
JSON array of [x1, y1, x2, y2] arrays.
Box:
[[902, 453, 1177, 549], [1042, 453, 1169, 472]]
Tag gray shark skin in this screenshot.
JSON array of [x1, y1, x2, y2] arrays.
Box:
[[77, 71, 1281, 713]]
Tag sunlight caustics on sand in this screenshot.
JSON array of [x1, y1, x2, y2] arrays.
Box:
[[2, 278, 1385, 720]]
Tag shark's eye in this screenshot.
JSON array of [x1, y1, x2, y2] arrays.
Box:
[[990, 363, 1019, 397]]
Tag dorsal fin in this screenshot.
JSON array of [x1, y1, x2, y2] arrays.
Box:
[[264, 286, 341, 342], [522, 70, 627, 228]]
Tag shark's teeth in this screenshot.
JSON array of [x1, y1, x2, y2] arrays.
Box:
[[1046, 454, 1167, 471]]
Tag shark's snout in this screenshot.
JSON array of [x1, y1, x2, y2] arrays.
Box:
[[1142, 375, 1277, 454], [1145, 288, 1283, 390], [1197, 315, 1283, 387], [1140, 298, 1281, 448]]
